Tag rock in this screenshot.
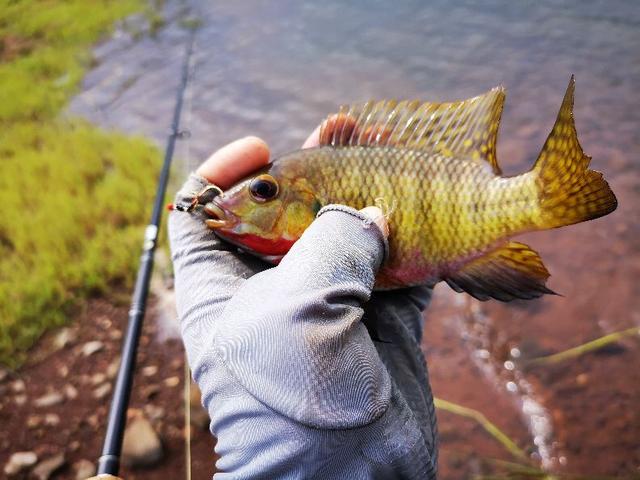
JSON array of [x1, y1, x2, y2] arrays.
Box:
[[64, 384, 78, 400], [109, 329, 122, 341], [91, 373, 106, 385], [143, 404, 165, 421], [14, 394, 27, 406], [53, 327, 76, 350], [73, 459, 95, 479], [68, 441, 80, 452], [4, 451, 38, 476], [58, 365, 69, 378], [10, 379, 25, 393], [81, 341, 104, 357], [122, 415, 163, 468], [163, 376, 180, 388], [106, 357, 121, 379], [34, 391, 64, 408], [93, 383, 112, 399], [26, 415, 41, 429], [142, 365, 158, 377], [44, 413, 60, 426], [32, 453, 65, 480]]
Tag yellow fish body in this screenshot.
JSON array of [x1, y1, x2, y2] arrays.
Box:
[[202, 77, 617, 301]]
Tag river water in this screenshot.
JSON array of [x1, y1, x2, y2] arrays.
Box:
[[70, 1, 640, 477]]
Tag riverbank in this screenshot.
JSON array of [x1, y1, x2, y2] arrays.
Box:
[[0, 0, 163, 366]]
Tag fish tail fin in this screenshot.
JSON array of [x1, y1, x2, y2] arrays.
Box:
[[532, 76, 617, 229]]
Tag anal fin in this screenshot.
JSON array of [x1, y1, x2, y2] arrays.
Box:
[[445, 242, 556, 302]]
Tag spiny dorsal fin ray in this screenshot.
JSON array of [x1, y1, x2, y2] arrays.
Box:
[[444, 242, 556, 302], [319, 87, 506, 174]]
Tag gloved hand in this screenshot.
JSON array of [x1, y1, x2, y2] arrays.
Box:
[[169, 132, 438, 479]]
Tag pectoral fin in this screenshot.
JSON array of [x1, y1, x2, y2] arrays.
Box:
[[445, 242, 556, 302]]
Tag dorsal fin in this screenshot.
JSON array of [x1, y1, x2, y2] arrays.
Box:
[[319, 87, 506, 174]]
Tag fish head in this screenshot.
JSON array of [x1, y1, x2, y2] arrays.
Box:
[[203, 166, 322, 262]]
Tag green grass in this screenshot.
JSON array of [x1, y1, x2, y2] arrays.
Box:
[[0, 0, 164, 367]]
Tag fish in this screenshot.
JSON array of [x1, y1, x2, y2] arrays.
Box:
[[199, 76, 617, 301]]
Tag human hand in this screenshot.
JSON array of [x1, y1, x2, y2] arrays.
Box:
[[168, 124, 436, 477]]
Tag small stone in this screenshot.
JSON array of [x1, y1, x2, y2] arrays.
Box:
[[86, 414, 99, 430], [68, 441, 80, 452], [576, 373, 589, 386], [58, 365, 69, 378], [44, 413, 60, 426], [93, 383, 112, 400], [91, 373, 106, 385], [32, 452, 65, 480], [97, 315, 112, 330], [14, 394, 27, 406], [142, 365, 158, 377], [26, 415, 42, 429], [163, 376, 180, 388], [34, 391, 64, 408], [10, 379, 25, 393], [4, 451, 38, 476], [81, 341, 104, 357], [64, 384, 78, 400], [109, 329, 122, 341], [73, 459, 95, 480], [122, 415, 163, 468], [143, 404, 165, 421], [106, 357, 121, 379], [53, 328, 76, 350]]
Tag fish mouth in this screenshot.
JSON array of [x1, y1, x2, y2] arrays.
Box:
[[203, 202, 235, 229]]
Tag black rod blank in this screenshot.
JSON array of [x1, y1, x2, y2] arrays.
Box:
[[97, 33, 195, 476]]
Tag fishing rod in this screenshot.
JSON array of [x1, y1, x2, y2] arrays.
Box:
[[95, 31, 196, 477]]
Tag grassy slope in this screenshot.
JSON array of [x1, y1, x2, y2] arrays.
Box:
[[0, 0, 162, 366]]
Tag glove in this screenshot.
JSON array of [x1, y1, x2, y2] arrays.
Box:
[[169, 138, 437, 479]]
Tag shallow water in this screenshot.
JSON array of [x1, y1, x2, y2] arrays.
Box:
[[70, 0, 640, 476]]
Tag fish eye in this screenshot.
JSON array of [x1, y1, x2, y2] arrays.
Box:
[[248, 174, 279, 202]]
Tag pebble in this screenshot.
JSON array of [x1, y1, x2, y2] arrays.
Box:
[[53, 327, 76, 350], [10, 379, 25, 393], [4, 451, 38, 476], [14, 394, 27, 406], [144, 404, 165, 421], [73, 459, 96, 479], [106, 357, 121, 379], [91, 373, 107, 385], [64, 384, 78, 400], [93, 383, 112, 400], [163, 376, 180, 388], [81, 341, 104, 357], [109, 329, 122, 341], [44, 413, 61, 426], [34, 391, 64, 408], [576, 373, 589, 386], [58, 365, 69, 378], [142, 365, 158, 377], [32, 453, 65, 480], [27, 415, 41, 429], [122, 415, 163, 468]]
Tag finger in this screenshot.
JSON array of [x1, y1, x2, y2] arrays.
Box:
[[360, 206, 389, 238], [196, 136, 270, 189]]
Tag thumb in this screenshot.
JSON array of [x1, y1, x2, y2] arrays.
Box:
[[275, 204, 389, 293]]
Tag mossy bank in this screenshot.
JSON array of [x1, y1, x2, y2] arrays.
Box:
[[0, 0, 164, 366]]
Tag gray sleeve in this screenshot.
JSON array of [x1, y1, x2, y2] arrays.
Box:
[[169, 174, 437, 478]]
